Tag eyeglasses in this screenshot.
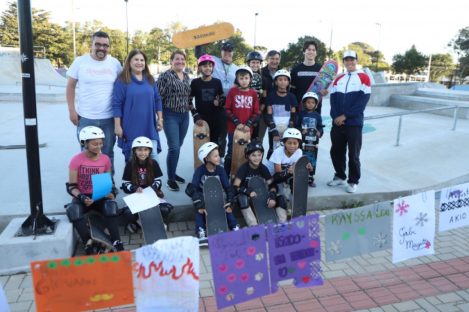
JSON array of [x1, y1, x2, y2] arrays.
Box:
[[94, 43, 110, 49]]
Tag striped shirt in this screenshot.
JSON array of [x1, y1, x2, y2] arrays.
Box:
[[156, 69, 191, 113]]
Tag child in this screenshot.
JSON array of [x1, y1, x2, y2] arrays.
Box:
[[265, 69, 298, 158], [224, 65, 260, 175], [65, 126, 123, 255], [190, 54, 225, 146], [246, 51, 266, 142], [232, 140, 288, 225], [186, 142, 240, 245], [120, 136, 173, 232], [298, 92, 324, 187]]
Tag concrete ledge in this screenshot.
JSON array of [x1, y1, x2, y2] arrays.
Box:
[[390, 95, 469, 119], [415, 88, 469, 101], [369, 82, 444, 107]]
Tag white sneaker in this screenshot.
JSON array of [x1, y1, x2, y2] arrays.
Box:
[[327, 176, 347, 186], [232, 225, 240, 231], [197, 227, 208, 246], [346, 183, 357, 193]]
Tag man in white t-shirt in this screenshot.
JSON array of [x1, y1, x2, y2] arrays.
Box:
[[66, 31, 122, 168]]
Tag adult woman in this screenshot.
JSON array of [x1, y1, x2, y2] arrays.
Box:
[[156, 50, 191, 191], [112, 49, 163, 162]]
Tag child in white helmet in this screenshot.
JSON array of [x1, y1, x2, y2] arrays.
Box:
[[65, 126, 123, 254], [185, 142, 240, 245], [120, 136, 173, 233]]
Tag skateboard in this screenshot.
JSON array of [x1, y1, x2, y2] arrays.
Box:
[[301, 118, 320, 174], [291, 156, 310, 218], [172, 22, 234, 49], [306, 60, 338, 100], [193, 120, 210, 169], [248, 176, 278, 225], [203, 177, 228, 236], [138, 205, 167, 245], [88, 213, 114, 253], [230, 128, 250, 179]]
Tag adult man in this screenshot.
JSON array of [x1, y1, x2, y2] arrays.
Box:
[[327, 50, 371, 193], [66, 31, 122, 168], [290, 40, 328, 114]]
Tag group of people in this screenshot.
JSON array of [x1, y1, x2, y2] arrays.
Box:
[[64, 30, 371, 252]]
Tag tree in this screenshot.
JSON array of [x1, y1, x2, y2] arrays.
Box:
[[392, 45, 427, 76], [279, 36, 327, 69], [429, 53, 455, 82], [449, 26, 469, 79]]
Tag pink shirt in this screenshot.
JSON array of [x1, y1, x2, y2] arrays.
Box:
[[69, 152, 112, 194]]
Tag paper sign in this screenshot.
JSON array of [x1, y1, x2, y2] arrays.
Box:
[[439, 183, 469, 232], [0, 285, 10, 312], [91, 172, 112, 200], [31, 251, 134, 312], [325, 202, 392, 261], [134, 237, 199, 312], [392, 191, 436, 263], [123, 187, 161, 214], [267, 214, 322, 292], [208, 225, 270, 310]]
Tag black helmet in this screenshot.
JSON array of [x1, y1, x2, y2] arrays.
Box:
[[245, 140, 264, 158], [246, 51, 263, 63]]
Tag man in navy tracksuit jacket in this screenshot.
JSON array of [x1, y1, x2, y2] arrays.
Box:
[[327, 50, 371, 193]]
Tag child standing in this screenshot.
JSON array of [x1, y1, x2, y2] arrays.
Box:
[[298, 92, 323, 187], [246, 51, 266, 142], [65, 126, 123, 254], [232, 140, 288, 225], [121, 136, 173, 232], [224, 65, 260, 175], [190, 54, 225, 146], [265, 69, 298, 158], [186, 142, 240, 245]]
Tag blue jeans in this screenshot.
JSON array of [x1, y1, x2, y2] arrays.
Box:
[[163, 109, 189, 180], [78, 117, 115, 169], [223, 133, 234, 175], [195, 211, 238, 233]]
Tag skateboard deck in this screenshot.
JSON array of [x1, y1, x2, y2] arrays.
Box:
[[139, 205, 167, 245], [88, 214, 114, 253], [291, 156, 310, 218], [203, 177, 228, 236], [302, 127, 319, 172], [230, 128, 250, 178], [248, 176, 278, 225], [307, 60, 338, 100], [172, 22, 234, 49], [193, 120, 210, 169]]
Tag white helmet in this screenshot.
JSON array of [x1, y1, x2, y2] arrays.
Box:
[[132, 136, 153, 150], [235, 65, 253, 78], [302, 91, 319, 104], [79, 126, 105, 144], [282, 128, 302, 142], [274, 69, 291, 81], [198, 142, 218, 163]]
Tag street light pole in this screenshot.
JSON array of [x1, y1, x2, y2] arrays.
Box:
[[71, 0, 76, 59], [253, 12, 259, 48], [124, 0, 129, 55], [375, 22, 382, 71]]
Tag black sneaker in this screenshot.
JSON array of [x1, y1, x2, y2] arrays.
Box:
[[175, 175, 186, 184], [84, 239, 95, 255], [113, 240, 124, 251], [167, 180, 180, 191]]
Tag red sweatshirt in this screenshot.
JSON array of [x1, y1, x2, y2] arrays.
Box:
[[225, 87, 260, 134]]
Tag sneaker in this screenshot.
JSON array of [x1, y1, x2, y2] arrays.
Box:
[[308, 178, 316, 187], [175, 174, 185, 184], [113, 240, 124, 251], [327, 176, 347, 186], [232, 225, 240, 231], [84, 239, 95, 255], [346, 183, 357, 193], [167, 180, 179, 191], [197, 227, 208, 246]]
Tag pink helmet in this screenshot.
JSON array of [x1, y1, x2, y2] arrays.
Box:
[[198, 54, 215, 67]]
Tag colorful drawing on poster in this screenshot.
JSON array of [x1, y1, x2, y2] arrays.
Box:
[[392, 191, 436, 263], [31, 251, 134, 312], [325, 201, 392, 261], [208, 225, 270, 310], [439, 182, 469, 232], [134, 236, 199, 312], [267, 214, 322, 292]]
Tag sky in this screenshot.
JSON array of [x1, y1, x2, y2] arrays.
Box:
[[1, 0, 468, 63]]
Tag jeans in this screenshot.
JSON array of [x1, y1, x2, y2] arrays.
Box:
[[78, 117, 115, 170], [330, 125, 363, 184], [163, 109, 189, 181], [224, 133, 234, 176]]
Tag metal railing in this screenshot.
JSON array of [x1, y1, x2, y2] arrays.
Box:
[[364, 105, 459, 146]]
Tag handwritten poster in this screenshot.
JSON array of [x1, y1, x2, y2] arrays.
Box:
[[123, 186, 161, 214], [325, 202, 392, 261], [392, 191, 436, 263], [439, 183, 469, 232], [31, 251, 134, 312], [91, 172, 113, 200], [0, 284, 10, 312], [134, 236, 199, 312], [267, 214, 322, 292], [208, 225, 270, 310]]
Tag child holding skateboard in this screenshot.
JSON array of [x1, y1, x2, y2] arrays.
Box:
[[65, 126, 124, 254], [186, 142, 240, 245], [232, 140, 288, 225], [120, 136, 173, 232], [224, 65, 260, 175], [297, 92, 324, 187], [265, 69, 298, 158], [246, 51, 266, 142]]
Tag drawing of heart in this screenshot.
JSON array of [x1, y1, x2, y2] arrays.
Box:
[[218, 285, 228, 295], [247, 246, 256, 256], [235, 259, 245, 269], [310, 240, 319, 248], [240, 273, 249, 282], [297, 261, 306, 269], [302, 276, 311, 283], [227, 273, 237, 283], [218, 264, 228, 273]]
